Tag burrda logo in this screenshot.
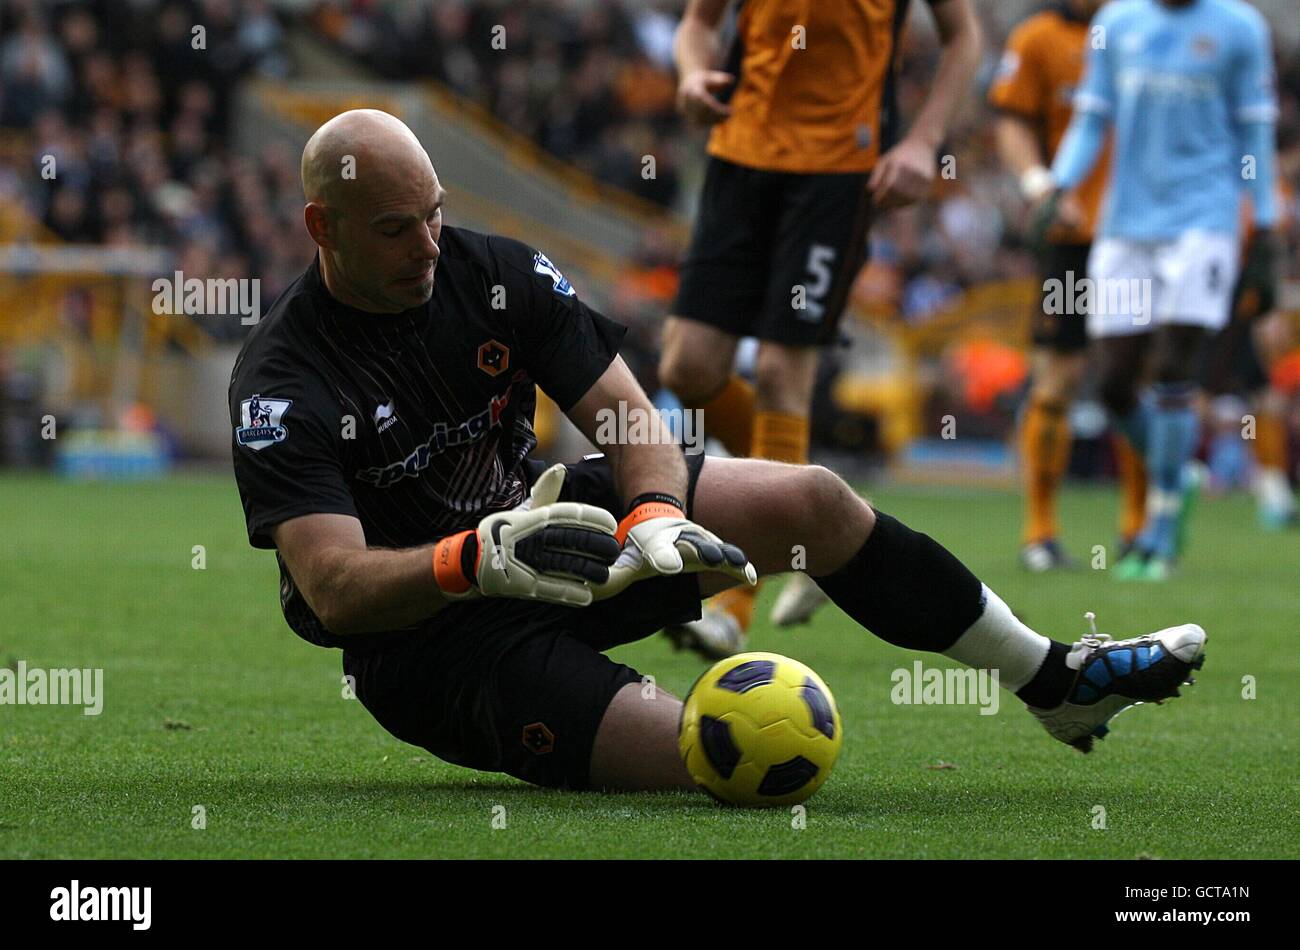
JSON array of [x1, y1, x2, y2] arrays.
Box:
[[374, 399, 398, 433]]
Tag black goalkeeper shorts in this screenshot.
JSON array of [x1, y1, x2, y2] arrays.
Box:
[[342, 452, 708, 790]]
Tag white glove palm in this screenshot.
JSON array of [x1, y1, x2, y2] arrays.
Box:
[[594, 513, 757, 601]]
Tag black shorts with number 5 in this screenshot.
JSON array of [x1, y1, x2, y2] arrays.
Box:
[[673, 155, 873, 346], [1034, 241, 1091, 353]]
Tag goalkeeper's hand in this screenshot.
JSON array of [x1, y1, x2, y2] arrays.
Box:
[[432, 464, 622, 608], [592, 496, 758, 601]]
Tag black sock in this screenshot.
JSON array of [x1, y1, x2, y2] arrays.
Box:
[[1014, 640, 1074, 708], [814, 510, 984, 652]]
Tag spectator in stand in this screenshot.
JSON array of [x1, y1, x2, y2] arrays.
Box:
[[0, 0, 305, 342]]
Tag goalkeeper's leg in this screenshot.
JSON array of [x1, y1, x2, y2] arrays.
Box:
[[689, 458, 1203, 747], [690, 458, 1056, 675], [590, 682, 696, 791], [586, 457, 1028, 791], [588, 456, 1207, 789]]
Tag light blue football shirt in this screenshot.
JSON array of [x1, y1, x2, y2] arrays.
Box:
[[1062, 0, 1277, 240]]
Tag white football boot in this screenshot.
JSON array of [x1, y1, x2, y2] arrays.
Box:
[[1029, 615, 1207, 753], [663, 607, 746, 660], [769, 573, 831, 627]]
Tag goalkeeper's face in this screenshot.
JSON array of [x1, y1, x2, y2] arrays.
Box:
[[306, 115, 445, 314], [334, 158, 444, 313]]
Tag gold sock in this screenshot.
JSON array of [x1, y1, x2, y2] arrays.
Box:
[[693, 375, 755, 457], [709, 585, 756, 631], [1113, 432, 1148, 543], [752, 410, 810, 465], [1256, 409, 1288, 471], [1020, 398, 1069, 544]]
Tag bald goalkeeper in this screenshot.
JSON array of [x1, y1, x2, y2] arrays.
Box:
[[228, 110, 1208, 794]]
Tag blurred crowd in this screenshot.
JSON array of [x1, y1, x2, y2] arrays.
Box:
[[1, 0, 1298, 339], [314, 0, 687, 209], [0, 0, 312, 336]]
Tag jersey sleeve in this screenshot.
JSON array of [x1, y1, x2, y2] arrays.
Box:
[[1051, 109, 1108, 191], [229, 359, 358, 549], [1229, 9, 1278, 125], [490, 236, 628, 412], [987, 21, 1046, 119], [1230, 11, 1279, 227], [1072, 9, 1115, 118]]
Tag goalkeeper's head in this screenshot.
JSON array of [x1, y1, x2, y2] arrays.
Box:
[[300, 109, 444, 314]]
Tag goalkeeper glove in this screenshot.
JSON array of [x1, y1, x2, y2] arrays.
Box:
[[432, 463, 622, 607], [1239, 228, 1278, 317], [1026, 187, 1064, 256], [593, 494, 758, 601]]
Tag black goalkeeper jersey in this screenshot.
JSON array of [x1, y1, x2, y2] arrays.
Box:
[[229, 225, 626, 649]]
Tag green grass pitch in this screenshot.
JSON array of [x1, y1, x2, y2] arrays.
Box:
[[2, 471, 1296, 859]]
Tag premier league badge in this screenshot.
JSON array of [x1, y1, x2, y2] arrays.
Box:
[[532, 251, 576, 297], [236, 394, 292, 450]]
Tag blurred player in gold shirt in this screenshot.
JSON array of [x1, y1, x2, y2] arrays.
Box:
[[988, 0, 1148, 570], [659, 0, 983, 656]]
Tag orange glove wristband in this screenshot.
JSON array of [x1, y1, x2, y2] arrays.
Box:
[[432, 529, 477, 595], [616, 502, 684, 545]]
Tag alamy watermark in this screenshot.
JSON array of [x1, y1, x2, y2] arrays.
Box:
[[152, 270, 261, 325], [50, 881, 150, 930], [593, 401, 704, 455], [0, 661, 103, 715], [891, 662, 1000, 716], [1043, 271, 1153, 325]]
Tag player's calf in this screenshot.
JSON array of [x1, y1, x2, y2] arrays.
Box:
[[1097, 335, 1147, 429], [658, 316, 739, 407], [1121, 325, 1207, 567], [753, 341, 819, 416]]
